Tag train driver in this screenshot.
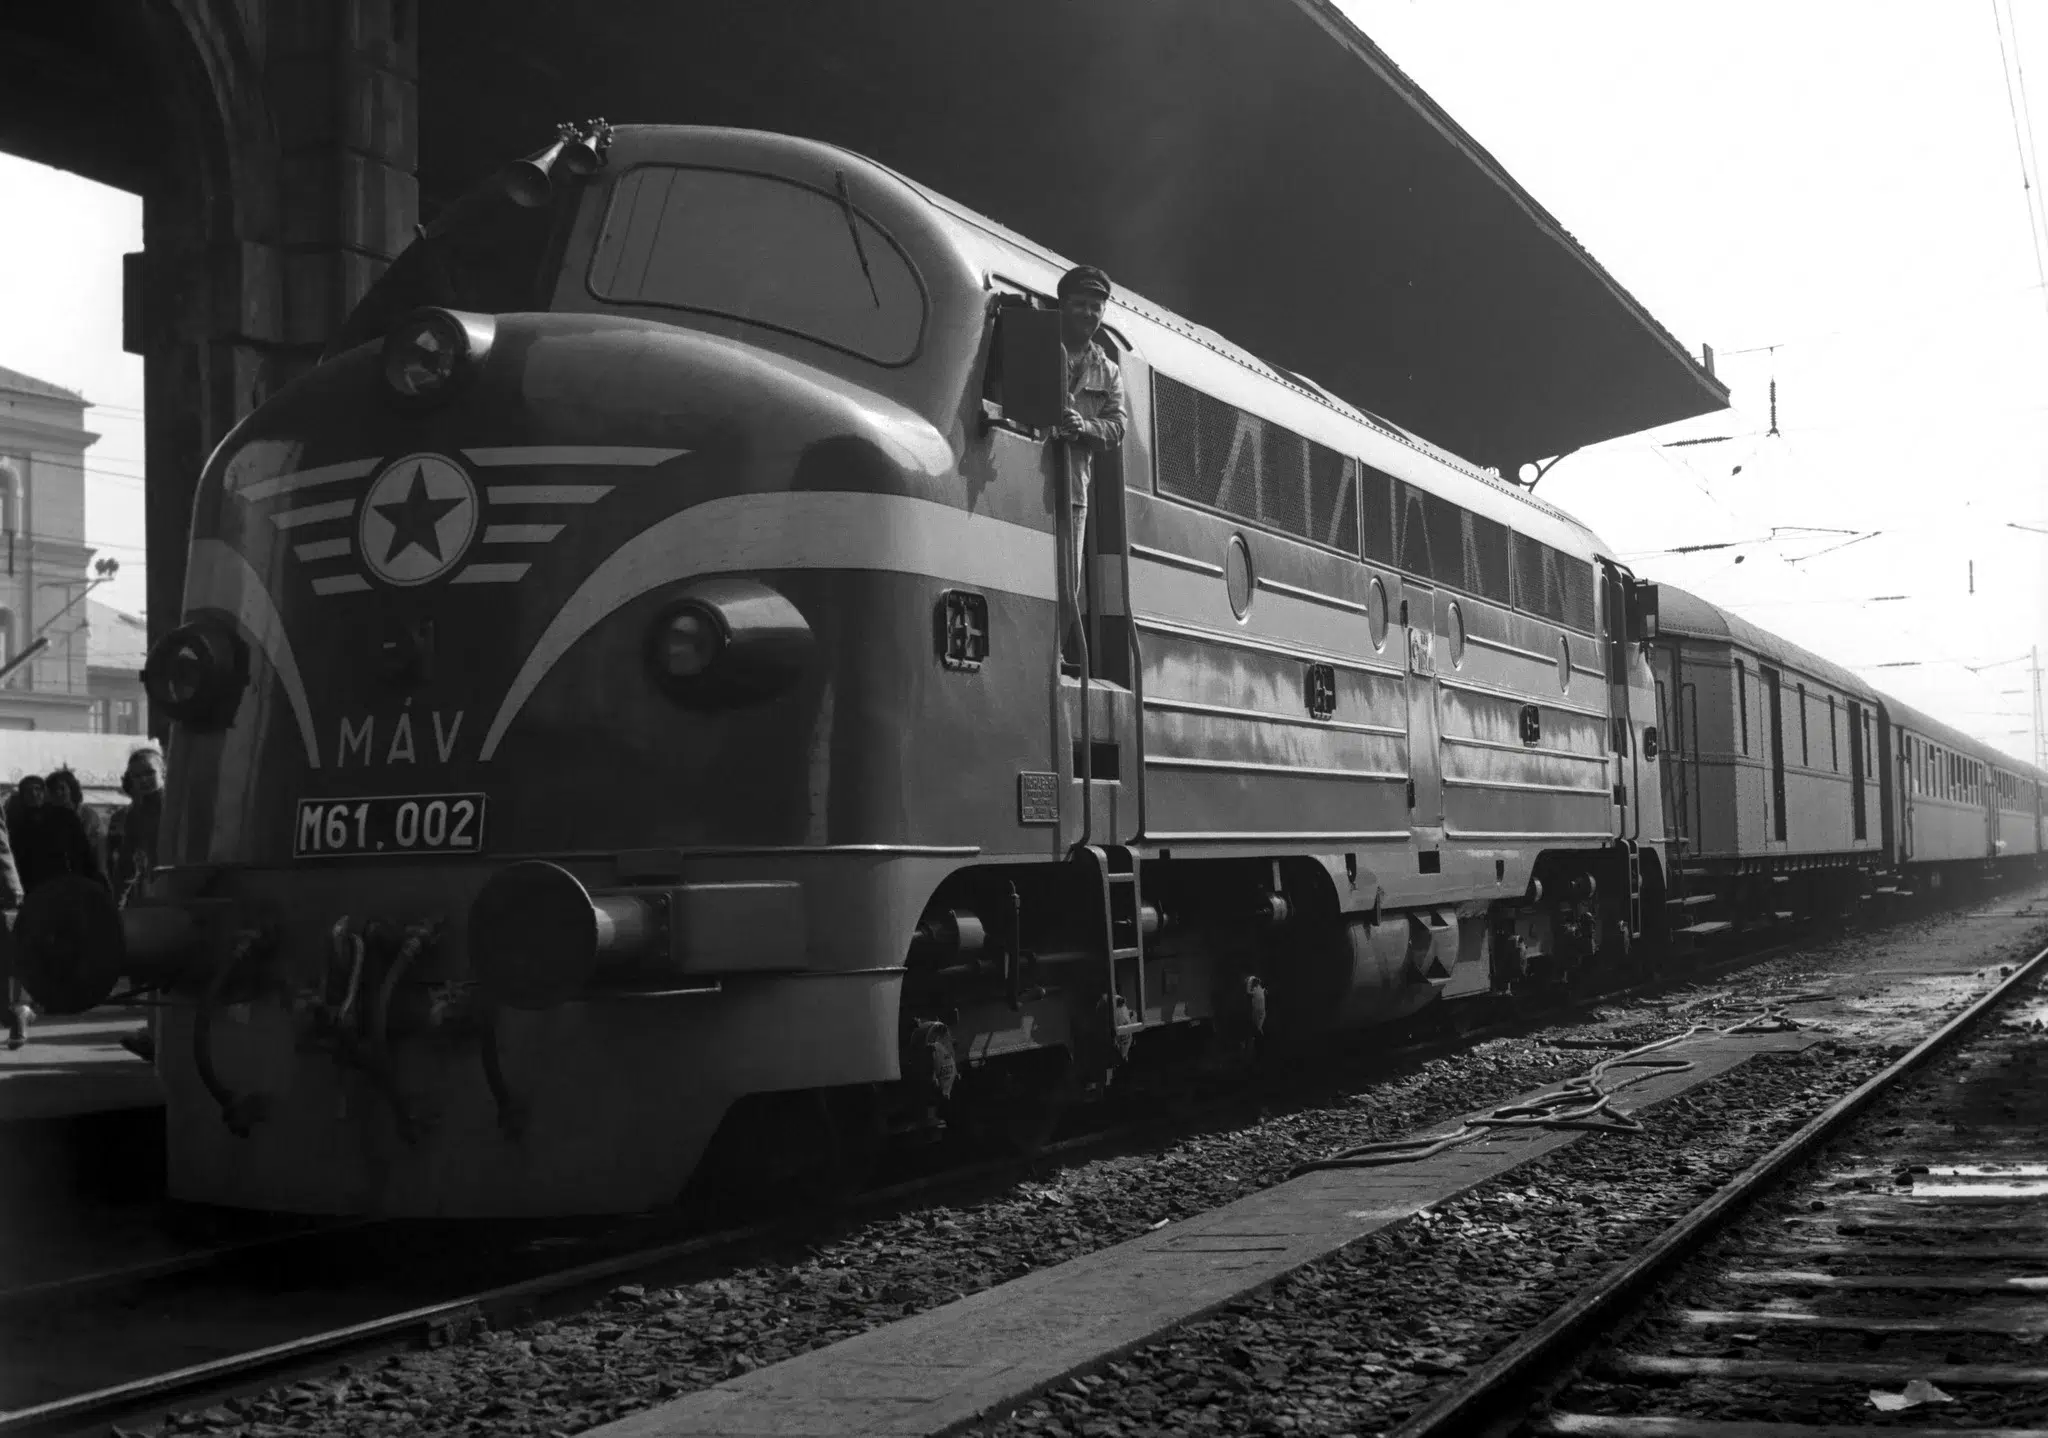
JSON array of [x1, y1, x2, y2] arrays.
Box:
[[1052, 265, 1126, 674]]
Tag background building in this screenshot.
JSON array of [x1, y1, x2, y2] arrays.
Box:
[[0, 361, 115, 731], [85, 596, 146, 736]]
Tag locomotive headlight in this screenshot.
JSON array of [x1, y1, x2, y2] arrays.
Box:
[[646, 578, 814, 706], [660, 605, 726, 679], [142, 619, 249, 731], [381, 308, 496, 404]]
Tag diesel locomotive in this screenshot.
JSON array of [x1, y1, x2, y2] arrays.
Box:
[[9, 122, 2035, 1216]]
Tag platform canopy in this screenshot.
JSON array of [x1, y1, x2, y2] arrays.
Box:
[[425, 0, 1727, 471]]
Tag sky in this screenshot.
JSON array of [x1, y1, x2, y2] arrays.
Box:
[[0, 153, 147, 616], [1336, 0, 2048, 764], [1, 5, 2046, 758]]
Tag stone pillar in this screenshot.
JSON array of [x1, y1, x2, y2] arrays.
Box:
[[131, 0, 417, 736], [269, 0, 419, 372]]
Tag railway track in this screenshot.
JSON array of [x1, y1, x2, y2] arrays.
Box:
[[1388, 939, 2048, 1438], [0, 906, 2007, 1438]]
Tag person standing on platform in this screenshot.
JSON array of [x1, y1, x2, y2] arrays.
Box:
[[109, 747, 167, 1063], [44, 769, 107, 877], [1051, 265, 1126, 676], [0, 785, 23, 1050], [108, 746, 165, 906], [5, 775, 45, 857], [17, 769, 109, 896]]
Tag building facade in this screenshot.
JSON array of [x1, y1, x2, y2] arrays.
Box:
[[86, 597, 147, 737], [0, 362, 109, 731]]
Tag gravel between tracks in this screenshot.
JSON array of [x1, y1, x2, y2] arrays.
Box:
[[121, 1027, 1665, 1435], [979, 1038, 1890, 1438], [114, 915, 2047, 1438]]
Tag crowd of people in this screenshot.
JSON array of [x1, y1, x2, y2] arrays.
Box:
[[1, 745, 165, 1049]]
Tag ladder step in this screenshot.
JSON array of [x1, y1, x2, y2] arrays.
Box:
[[1107, 872, 1137, 885], [1677, 920, 1734, 937], [1111, 947, 1142, 961], [1666, 894, 1716, 909]]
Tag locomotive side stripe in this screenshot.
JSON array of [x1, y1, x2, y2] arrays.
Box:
[[312, 575, 371, 595], [462, 446, 689, 467], [272, 499, 356, 531], [453, 564, 532, 584], [481, 524, 565, 544], [478, 491, 1058, 761], [237, 458, 379, 503], [184, 539, 322, 767], [294, 538, 352, 562], [485, 484, 614, 505]]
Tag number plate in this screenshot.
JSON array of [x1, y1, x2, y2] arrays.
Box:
[[294, 793, 487, 859]]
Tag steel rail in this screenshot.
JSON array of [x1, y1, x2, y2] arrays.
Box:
[[0, 926, 1902, 1436], [1384, 939, 2048, 1438], [0, 1216, 769, 1436], [0, 1219, 378, 1314]]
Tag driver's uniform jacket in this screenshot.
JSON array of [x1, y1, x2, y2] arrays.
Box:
[[1062, 340, 1126, 586]]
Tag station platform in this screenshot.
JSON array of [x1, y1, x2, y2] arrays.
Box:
[[0, 1006, 169, 1292], [0, 1005, 163, 1124]]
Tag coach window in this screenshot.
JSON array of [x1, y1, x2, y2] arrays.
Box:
[[587, 165, 927, 365], [1828, 696, 1838, 771], [1797, 684, 1809, 767], [1735, 659, 1749, 754]]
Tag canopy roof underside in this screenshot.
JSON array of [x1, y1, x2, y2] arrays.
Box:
[[422, 0, 1729, 470]]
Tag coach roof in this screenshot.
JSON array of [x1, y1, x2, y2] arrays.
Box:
[[1655, 585, 1879, 702], [1881, 691, 2042, 778]]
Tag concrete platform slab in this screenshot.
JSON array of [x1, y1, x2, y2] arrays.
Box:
[[588, 1026, 1822, 1438], [0, 1007, 163, 1123]]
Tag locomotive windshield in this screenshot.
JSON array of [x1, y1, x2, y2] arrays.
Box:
[[586, 165, 926, 366], [322, 180, 581, 361]]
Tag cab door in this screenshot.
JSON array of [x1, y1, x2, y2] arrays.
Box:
[[1598, 559, 1638, 838], [1401, 580, 1443, 841]]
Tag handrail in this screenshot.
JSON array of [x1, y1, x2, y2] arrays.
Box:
[[1065, 441, 1094, 852]]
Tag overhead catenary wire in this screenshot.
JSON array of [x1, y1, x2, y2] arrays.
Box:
[[2009, 3, 2048, 259], [1992, 0, 2048, 324]]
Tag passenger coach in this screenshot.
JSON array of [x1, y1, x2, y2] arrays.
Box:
[[1649, 585, 1885, 929], [1883, 695, 2045, 886]]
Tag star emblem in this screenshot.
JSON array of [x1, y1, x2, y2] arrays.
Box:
[[357, 452, 479, 587], [374, 465, 464, 565]]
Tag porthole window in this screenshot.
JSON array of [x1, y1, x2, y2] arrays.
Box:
[[1367, 576, 1389, 651], [1225, 534, 1254, 621], [1557, 636, 1572, 694], [1447, 601, 1466, 669]]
